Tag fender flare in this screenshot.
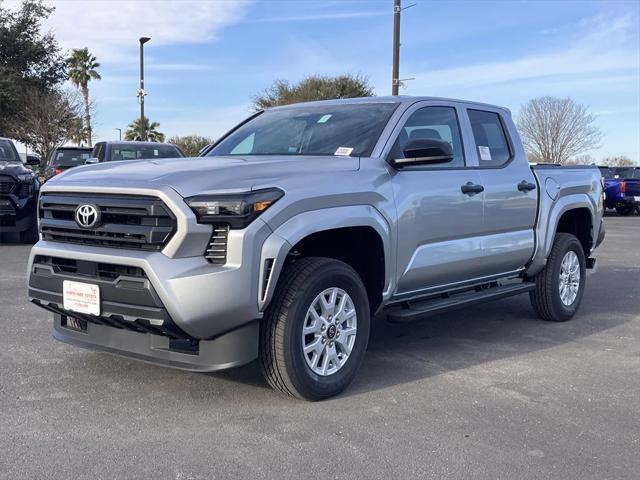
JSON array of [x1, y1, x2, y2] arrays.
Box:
[[526, 193, 598, 276], [257, 205, 393, 311]]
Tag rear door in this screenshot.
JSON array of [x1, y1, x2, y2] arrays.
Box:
[[463, 108, 537, 276]]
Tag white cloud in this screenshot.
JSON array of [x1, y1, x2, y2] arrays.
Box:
[[26, 0, 251, 64], [407, 13, 639, 94]]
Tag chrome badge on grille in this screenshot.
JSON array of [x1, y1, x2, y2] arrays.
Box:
[[75, 204, 100, 229]]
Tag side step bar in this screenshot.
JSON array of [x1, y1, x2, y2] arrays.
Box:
[[387, 282, 536, 323]]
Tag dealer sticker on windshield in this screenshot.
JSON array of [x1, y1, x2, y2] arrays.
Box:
[[63, 280, 100, 316], [334, 147, 354, 156]]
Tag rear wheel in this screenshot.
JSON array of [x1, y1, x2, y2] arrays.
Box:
[[616, 206, 634, 216], [260, 257, 370, 400], [529, 233, 586, 322]]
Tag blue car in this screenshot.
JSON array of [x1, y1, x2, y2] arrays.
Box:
[[599, 166, 640, 216]]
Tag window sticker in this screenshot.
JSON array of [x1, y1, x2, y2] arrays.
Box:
[[478, 146, 492, 161], [334, 147, 354, 156], [317, 114, 332, 123]]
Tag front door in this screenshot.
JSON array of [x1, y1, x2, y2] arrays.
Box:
[[388, 103, 485, 298]]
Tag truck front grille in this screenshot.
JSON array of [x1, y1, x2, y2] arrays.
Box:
[[39, 193, 176, 251], [205, 224, 229, 264], [0, 176, 15, 194]]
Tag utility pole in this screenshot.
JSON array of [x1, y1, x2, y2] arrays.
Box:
[[391, 0, 401, 96], [115, 128, 122, 141], [138, 37, 151, 141]]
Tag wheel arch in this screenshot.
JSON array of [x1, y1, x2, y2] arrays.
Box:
[[526, 193, 598, 277], [258, 206, 393, 314]]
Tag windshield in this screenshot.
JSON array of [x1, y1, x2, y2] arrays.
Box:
[[0, 139, 20, 163], [108, 144, 183, 162], [52, 148, 92, 167], [209, 103, 398, 158]]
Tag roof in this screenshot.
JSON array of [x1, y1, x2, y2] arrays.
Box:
[[55, 146, 93, 150], [269, 95, 510, 114]]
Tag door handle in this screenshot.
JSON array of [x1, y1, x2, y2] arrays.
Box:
[[517, 180, 537, 192], [461, 182, 484, 194]]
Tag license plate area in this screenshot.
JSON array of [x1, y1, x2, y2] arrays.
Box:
[[63, 280, 100, 316], [62, 316, 88, 332]]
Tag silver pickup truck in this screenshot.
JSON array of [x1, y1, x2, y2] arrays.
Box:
[[28, 96, 605, 400]]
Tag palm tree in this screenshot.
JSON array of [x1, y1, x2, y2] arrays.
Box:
[[66, 48, 101, 146], [125, 116, 165, 142]]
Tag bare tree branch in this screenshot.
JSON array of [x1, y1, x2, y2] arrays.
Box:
[[516, 96, 602, 165], [11, 87, 83, 164]]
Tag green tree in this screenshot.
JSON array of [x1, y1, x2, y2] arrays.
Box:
[[0, 0, 66, 136], [167, 135, 214, 156], [125, 117, 165, 142], [66, 48, 101, 146], [252, 74, 374, 111]]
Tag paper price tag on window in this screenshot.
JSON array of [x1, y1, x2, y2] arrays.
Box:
[[334, 147, 354, 156], [478, 146, 492, 161]]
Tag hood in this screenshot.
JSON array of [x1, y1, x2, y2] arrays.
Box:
[[48, 155, 361, 197], [0, 161, 32, 176]]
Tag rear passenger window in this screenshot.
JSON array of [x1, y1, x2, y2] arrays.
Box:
[[467, 110, 511, 167], [389, 106, 465, 168]]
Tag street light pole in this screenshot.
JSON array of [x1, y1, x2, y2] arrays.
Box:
[[391, 0, 401, 96], [115, 128, 122, 141], [138, 37, 151, 141]]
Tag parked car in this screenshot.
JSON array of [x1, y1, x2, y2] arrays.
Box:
[[28, 97, 605, 400], [599, 166, 640, 215], [0, 138, 40, 242], [44, 146, 93, 181], [87, 141, 184, 164]]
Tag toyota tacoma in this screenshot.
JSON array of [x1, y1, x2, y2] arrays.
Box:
[[27, 97, 605, 400]]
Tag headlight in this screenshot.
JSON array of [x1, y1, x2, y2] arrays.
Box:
[[17, 173, 34, 183], [186, 188, 284, 228]]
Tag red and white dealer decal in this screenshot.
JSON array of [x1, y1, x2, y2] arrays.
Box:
[[63, 280, 100, 316]]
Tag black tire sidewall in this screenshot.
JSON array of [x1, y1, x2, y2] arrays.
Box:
[[283, 263, 370, 399], [548, 236, 586, 319]]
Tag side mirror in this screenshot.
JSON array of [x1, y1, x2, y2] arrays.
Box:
[[25, 155, 41, 166], [392, 139, 454, 167], [85, 157, 100, 165]]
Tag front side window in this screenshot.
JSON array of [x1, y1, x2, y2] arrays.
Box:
[[389, 106, 465, 168], [209, 103, 398, 158], [468, 109, 511, 167]]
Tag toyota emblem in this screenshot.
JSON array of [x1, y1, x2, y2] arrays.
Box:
[[75, 204, 100, 228]]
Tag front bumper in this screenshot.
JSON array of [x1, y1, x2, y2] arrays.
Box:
[[27, 183, 281, 371], [52, 313, 258, 372]]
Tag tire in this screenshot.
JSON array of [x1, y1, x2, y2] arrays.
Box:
[[260, 257, 371, 400], [616, 206, 634, 216], [529, 233, 586, 322], [19, 218, 38, 244]]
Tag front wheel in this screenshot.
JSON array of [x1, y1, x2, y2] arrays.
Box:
[[260, 257, 370, 400], [529, 233, 586, 322]]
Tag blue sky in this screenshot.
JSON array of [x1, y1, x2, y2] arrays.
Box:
[[11, 0, 640, 161]]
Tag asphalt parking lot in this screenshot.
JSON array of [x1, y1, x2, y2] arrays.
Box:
[[1, 216, 638, 479]]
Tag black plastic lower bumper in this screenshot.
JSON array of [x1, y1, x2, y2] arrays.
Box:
[[28, 255, 191, 339]]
